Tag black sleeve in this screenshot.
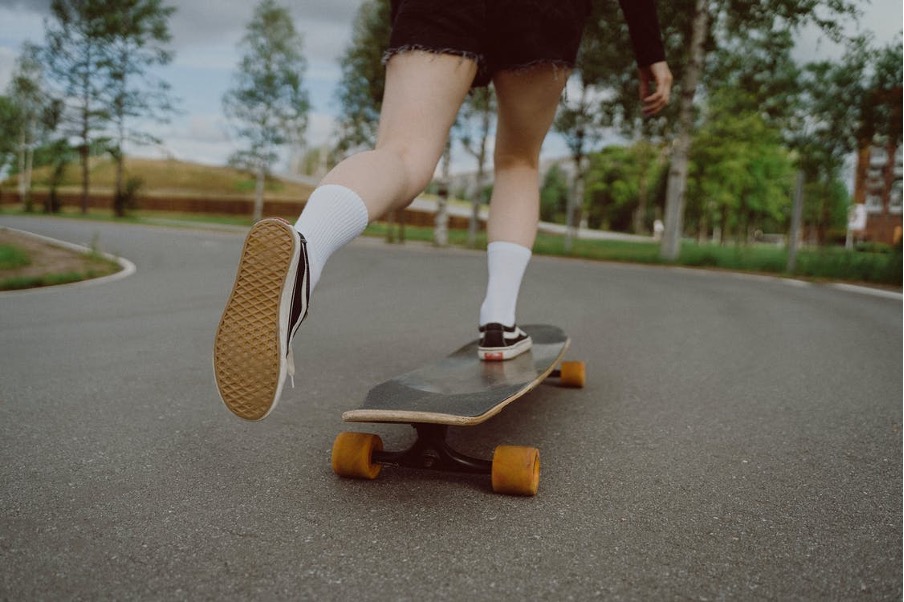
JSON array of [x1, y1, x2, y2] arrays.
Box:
[[617, 0, 666, 67]]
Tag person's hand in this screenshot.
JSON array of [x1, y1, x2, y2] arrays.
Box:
[[638, 61, 673, 116]]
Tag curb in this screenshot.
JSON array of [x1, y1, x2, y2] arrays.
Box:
[[0, 226, 137, 295]]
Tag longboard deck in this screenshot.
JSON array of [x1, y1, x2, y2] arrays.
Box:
[[342, 324, 569, 427]]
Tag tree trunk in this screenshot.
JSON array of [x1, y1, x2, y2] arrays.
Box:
[[468, 107, 491, 248], [470, 165, 485, 248], [253, 163, 265, 223], [659, 0, 710, 261], [633, 144, 654, 235], [634, 168, 648, 235], [114, 115, 126, 217], [80, 58, 91, 215], [787, 170, 804, 272], [114, 152, 126, 217], [24, 140, 34, 212], [17, 128, 28, 211], [113, 136, 126, 217], [79, 141, 89, 214], [566, 158, 585, 253], [434, 142, 452, 247]]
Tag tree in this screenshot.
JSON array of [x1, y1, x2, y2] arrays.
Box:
[[0, 96, 22, 183], [334, 0, 407, 242], [42, 0, 112, 214], [7, 43, 47, 211], [557, 0, 686, 248], [334, 0, 391, 153], [101, 0, 177, 217], [687, 91, 795, 244], [456, 87, 495, 247], [540, 164, 570, 224], [223, 0, 310, 222], [790, 36, 901, 244], [655, 0, 859, 260], [584, 142, 667, 233], [554, 78, 604, 250]]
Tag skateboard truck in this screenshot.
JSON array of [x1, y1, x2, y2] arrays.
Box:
[[371, 424, 492, 475], [332, 424, 542, 496]]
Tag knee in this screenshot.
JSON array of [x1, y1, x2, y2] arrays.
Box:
[[380, 143, 438, 199], [494, 149, 540, 173]]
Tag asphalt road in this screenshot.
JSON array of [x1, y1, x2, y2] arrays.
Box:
[[1, 215, 901, 600]]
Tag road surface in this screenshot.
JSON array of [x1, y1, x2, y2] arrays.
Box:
[[1, 215, 900, 600]]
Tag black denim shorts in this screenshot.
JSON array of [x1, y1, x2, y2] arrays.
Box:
[[386, 0, 592, 86]]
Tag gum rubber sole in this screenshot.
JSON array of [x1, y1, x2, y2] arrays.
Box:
[[214, 219, 299, 421]]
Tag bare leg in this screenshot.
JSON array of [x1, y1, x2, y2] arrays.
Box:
[[477, 66, 568, 348], [487, 66, 569, 247], [321, 52, 477, 221]]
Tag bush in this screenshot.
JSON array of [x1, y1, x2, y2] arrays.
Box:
[[796, 248, 903, 285], [114, 176, 144, 217], [854, 241, 893, 254]]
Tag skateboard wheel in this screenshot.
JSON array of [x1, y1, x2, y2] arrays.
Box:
[[559, 361, 586, 388], [331, 432, 383, 480], [491, 446, 540, 496]]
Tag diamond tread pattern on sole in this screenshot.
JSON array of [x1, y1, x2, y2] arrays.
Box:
[[215, 221, 294, 420]]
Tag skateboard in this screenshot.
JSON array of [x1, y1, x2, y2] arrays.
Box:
[[331, 324, 585, 496]]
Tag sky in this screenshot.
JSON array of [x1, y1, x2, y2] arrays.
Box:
[[0, 0, 901, 175]]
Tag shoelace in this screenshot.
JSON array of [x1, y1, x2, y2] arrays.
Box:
[[287, 347, 296, 388]]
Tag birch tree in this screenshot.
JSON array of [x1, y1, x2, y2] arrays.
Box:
[[656, 0, 859, 260], [43, 0, 111, 214], [334, 0, 391, 154], [456, 87, 495, 248], [101, 0, 177, 217], [223, 0, 309, 222], [7, 43, 45, 212]]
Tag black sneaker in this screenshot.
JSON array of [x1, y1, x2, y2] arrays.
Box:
[[478, 323, 533, 361], [213, 218, 310, 420]]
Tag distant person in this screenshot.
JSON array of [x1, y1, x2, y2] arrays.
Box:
[[653, 219, 665, 241], [214, 0, 673, 420]]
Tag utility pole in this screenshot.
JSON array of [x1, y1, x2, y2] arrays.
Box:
[[787, 170, 805, 272]]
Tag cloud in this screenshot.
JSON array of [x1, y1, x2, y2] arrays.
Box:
[[0, 45, 16, 90], [306, 111, 337, 148], [0, 0, 50, 11], [161, 0, 360, 65]]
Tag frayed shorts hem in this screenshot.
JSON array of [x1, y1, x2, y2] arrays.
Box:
[[382, 46, 575, 87]]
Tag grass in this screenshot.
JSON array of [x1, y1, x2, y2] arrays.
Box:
[[0, 243, 31, 270], [2, 205, 900, 288], [13, 156, 315, 199], [1, 270, 106, 291], [366, 222, 902, 287], [0, 222, 123, 291]]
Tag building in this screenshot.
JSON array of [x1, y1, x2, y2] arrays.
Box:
[[853, 141, 903, 245]]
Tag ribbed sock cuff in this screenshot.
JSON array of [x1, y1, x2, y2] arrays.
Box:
[[479, 241, 532, 327], [294, 184, 369, 290]]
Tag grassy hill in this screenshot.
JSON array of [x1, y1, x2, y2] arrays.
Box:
[[8, 156, 315, 200]]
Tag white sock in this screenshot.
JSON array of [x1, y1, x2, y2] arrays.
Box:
[[479, 241, 532, 327], [294, 184, 369, 291]]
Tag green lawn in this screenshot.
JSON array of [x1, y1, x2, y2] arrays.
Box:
[[3, 206, 900, 288]]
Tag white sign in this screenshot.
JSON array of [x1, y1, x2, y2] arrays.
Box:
[[848, 204, 867, 231]]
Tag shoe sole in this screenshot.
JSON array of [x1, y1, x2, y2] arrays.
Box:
[[214, 219, 300, 420], [478, 337, 533, 361]]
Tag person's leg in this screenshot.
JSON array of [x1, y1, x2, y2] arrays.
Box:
[[215, 52, 476, 420], [487, 66, 568, 247], [297, 52, 477, 290], [478, 66, 568, 360]]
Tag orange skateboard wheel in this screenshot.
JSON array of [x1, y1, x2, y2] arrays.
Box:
[[558, 361, 586, 388], [331, 432, 383, 480], [491, 445, 540, 496]]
